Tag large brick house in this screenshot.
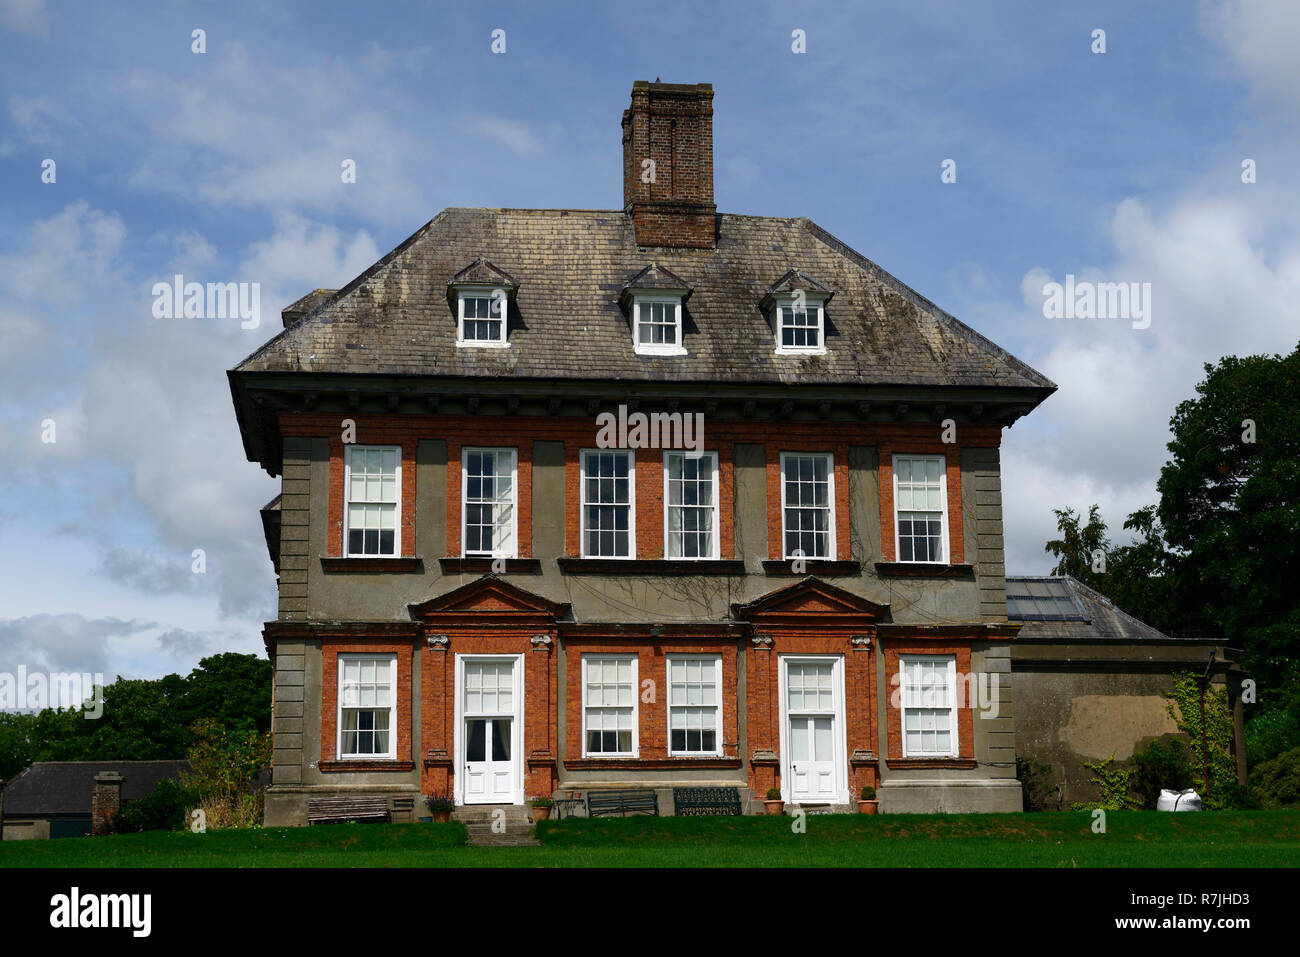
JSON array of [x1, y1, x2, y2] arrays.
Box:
[[230, 81, 1056, 825]]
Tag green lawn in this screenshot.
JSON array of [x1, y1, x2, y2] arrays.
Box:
[[1, 811, 1296, 867]]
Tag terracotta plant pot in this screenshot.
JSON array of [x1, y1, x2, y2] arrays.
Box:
[[431, 809, 452, 823], [763, 799, 785, 816], [532, 805, 552, 821], [857, 800, 879, 815]]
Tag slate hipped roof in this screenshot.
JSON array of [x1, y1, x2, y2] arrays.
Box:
[[1, 761, 191, 817], [1006, 575, 1193, 642], [233, 208, 1055, 394]]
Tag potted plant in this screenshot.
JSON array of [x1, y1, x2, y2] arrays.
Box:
[[763, 787, 785, 815], [530, 796, 555, 821], [425, 793, 454, 823], [858, 785, 879, 815]]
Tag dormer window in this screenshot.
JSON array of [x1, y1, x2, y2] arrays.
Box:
[[458, 288, 507, 347], [621, 263, 692, 357], [776, 296, 825, 353], [762, 270, 834, 357], [446, 259, 518, 349], [633, 296, 685, 355]]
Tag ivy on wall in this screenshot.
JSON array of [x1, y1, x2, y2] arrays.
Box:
[[1167, 671, 1237, 809]]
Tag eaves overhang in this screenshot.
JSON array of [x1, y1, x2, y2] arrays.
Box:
[[229, 369, 1054, 476]]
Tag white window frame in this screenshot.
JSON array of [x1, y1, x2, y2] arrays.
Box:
[[579, 448, 636, 560], [666, 654, 723, 756], [581, 654, 639, 758], [779, 451, 836, 560], [632, 295, 687, 356], [662, 450, 720, 561], [774, 294, 827, 355], [891, 453, 950, 565], [343, 444, 402, 558], [899, 654, 959, 758], [456, 286, 509, 348], [461, 447, 518, 558], [337, 653, 398, 760]]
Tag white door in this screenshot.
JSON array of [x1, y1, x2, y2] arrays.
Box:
[[461, 658, 519, 804], [783, 659, 842, 804], [789, 715, 835, 801]]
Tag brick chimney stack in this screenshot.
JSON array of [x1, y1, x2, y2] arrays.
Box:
[[622, 81, 716, 249], [92, 770, 123, 836]]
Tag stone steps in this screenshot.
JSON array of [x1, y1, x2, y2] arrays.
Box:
[[465, 822, 540, 847], [452, 804, 534, 824]]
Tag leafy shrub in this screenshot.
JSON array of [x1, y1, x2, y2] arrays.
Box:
[[426, 793, 454, 813], [1016, 756, 1055, 812], [1131, 738, 1194, 809], [1245, 671, 1300, 767], [113, 778, 199, 833], [859, 785, 876, 801], [765, 787, 782, 801], [1251, 747, 1300, 809], [180, 718, 270, 829]]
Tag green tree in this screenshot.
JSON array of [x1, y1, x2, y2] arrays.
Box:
[[174, 653, 272, 734], [5, 653, 272, 776], [1102, 506, 1183, 638], [1157, 345, 1300, 691], [1044, 504, 1110, 590], [0, 711, 37, 781]]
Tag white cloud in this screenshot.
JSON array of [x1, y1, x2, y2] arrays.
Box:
[[0, 201, 125, 306], [237, 212, 380, 302], [0, 614, 150, 675], [463, 116, 542, 156], [1200, 0, 1300, 116], [1004, 192, 1300, 572], [116, 43, 429, 224]]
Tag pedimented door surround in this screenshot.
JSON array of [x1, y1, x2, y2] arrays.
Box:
[[734, 578, 887, 803], [412, 576, 567, 803]]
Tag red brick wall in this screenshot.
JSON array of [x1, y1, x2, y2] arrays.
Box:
[[564, 638, 740, 762], [629, 207, 715, 249], [320, 640, 415, 763], [881, 641, 974, 762]]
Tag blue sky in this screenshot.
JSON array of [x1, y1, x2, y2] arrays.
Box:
[[1, 0, 1297, 683]]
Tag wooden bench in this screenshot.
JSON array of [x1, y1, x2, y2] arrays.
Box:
[[672, 786, 742, 816], [307, 796, 391, 825], [585, 788, 659, 817]]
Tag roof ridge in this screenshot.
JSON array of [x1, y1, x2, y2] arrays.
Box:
[[229, 210, 447, 372], [799, 218, 1058, 393], [1064, 574, 1175, 640]]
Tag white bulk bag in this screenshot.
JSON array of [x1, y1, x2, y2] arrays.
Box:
[[1157, 788, 1202, 811]]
